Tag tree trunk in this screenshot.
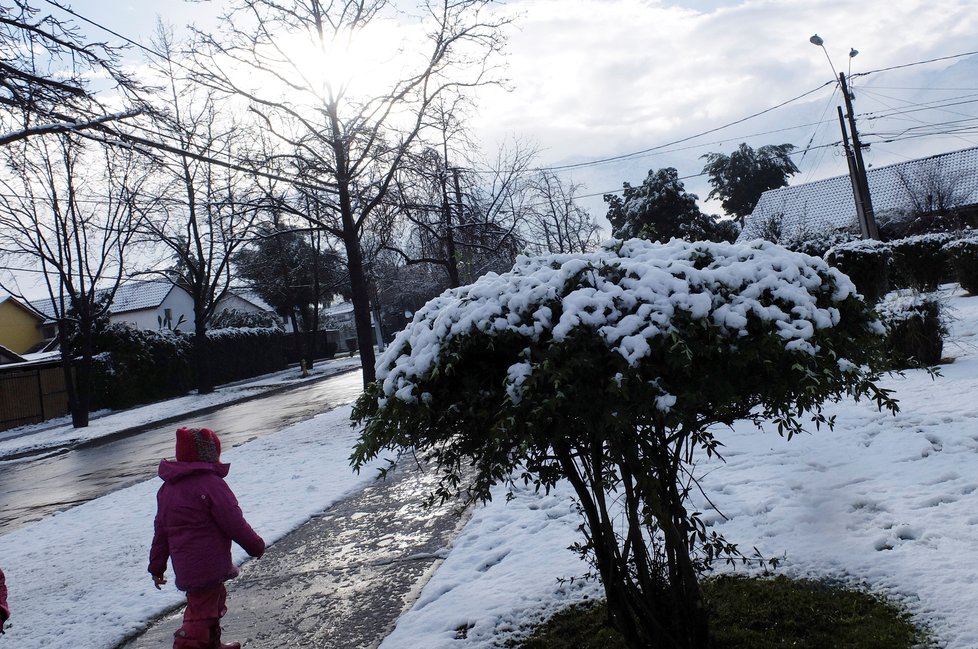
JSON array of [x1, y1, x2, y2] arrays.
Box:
[[194, 316, 213, 395], [56, 320, 88, 428], [345, 229, 375, 386]]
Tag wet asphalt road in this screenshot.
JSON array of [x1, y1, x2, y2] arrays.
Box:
[[116, 460, 470, 649], [0, 370, 363, 534]]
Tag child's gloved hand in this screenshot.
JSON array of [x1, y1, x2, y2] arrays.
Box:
[[152, 574, 167, 590]]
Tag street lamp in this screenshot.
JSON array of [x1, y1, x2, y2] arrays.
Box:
[[810, 34, 879, 239]]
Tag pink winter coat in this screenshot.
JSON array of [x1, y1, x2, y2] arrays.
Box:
[[148, 460, 265, 592], [0, 567, 8, 622]]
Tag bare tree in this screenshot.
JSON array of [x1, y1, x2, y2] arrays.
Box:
[[0, 0, 143, 145], [384, 130, 535, 293], [0, 134, 149, 427], [892, 159, 969, 237], [141, 29, 266, 394], [189, 0, 510, 385], [522, 171, 602, 254]]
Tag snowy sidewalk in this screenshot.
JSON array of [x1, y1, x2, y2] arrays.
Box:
[[117, 461, 471, 649]]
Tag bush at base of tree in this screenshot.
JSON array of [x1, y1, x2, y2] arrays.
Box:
[[512, 576, 930, 649], [825, 239, 891, 305], [875, 291, 946, 368], [944, 236, 978, 294], [353, 238, 895, 649]]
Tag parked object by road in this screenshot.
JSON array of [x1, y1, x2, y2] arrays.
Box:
[[149, 427, 265, 649]]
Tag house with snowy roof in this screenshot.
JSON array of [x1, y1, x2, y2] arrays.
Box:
[[28, 280, 278, 335], [739, 146, 978, 241]]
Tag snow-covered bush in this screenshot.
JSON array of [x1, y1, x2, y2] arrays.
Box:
[[944, 236, 978, 295], [825, 239, 891, 305], [889, 233, 955, 291], [206, 326, 287, 385], [353, 238, 895, 649], [209, 308, 282, 330], [876, 291, 946, 368], [89, 323, 193, 410], [781, 226, 857, 258]]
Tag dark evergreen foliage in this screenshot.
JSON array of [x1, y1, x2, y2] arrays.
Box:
[[603, 168, 726, 243], [701, 143, 799, 223]]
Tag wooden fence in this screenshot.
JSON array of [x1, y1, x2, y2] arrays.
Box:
[[0, 360, 69, 432]]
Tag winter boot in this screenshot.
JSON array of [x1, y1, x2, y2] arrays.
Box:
[[209, 625, 241, 649]]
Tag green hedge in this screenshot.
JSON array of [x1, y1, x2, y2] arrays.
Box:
[[90, 323, 288, 410], [824, 239, 891, 305], [206, 326, 288, 385], [944, 236, 978, 294], [889, 233, 954, 291], [875, 292, 946, 368], [89, 324, 194, 410]]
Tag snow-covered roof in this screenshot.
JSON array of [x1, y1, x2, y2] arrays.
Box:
[[109, 280, 177, 314], [226, 289, 274, 312], [741, 145, 978, 239], [322, 301, 354, 317]]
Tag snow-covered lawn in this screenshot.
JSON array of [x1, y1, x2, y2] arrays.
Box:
[[4, 291, 978, 649]]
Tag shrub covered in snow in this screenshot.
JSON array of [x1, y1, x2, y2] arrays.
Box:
[[944, 236, 978, 295], [353, 238, 896, 649], [876, 291, 946, 368], [90, 324, 287, 410], [781, 227, 857, 258], [824, 239, 891, 305], [89, 323, 194, 410], [889, 233, 955, 292]]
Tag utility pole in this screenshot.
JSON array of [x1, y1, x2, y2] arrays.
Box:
[[837, 106, 871, 239], [838, 72, 879, 239]]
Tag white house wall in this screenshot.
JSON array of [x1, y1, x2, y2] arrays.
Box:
[[110, 289, 195, 332]]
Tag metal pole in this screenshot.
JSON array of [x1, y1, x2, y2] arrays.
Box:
[[838, 107, 871, 239], [839, 73, 879, 239]]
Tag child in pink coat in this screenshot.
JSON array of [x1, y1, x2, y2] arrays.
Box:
[[0, 566, 8, 635], [149, 427, 265, 649]]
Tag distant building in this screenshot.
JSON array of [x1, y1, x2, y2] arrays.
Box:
[[0, 295, 46, 355], [740, 146, 978, 241], [27, 280, 279, 336]]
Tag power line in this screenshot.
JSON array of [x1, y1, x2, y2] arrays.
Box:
[[852, 49, 978, 79], [539, 81, 835, 173]]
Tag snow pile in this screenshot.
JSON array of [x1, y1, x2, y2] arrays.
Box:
[[378, 238, 867, 405]]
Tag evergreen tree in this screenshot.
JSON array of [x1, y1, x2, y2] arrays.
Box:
[[604, 168, 718, 242], [701, 143, 799, 223]]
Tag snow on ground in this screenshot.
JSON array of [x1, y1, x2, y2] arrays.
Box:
[[380, 286, 978, 649], [0, 404, 389, 649], [5, 291, 978, 649]]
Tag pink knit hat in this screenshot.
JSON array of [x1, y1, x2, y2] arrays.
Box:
[[175, 427, 222, 463]]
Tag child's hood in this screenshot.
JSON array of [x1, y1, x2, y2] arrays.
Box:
[[157, 458, 230, 482]]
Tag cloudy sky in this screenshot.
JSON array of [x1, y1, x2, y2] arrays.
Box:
[[55, 0, 978, 221]]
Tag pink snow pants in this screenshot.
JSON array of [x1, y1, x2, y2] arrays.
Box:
[[173, 583, 228, 649]]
